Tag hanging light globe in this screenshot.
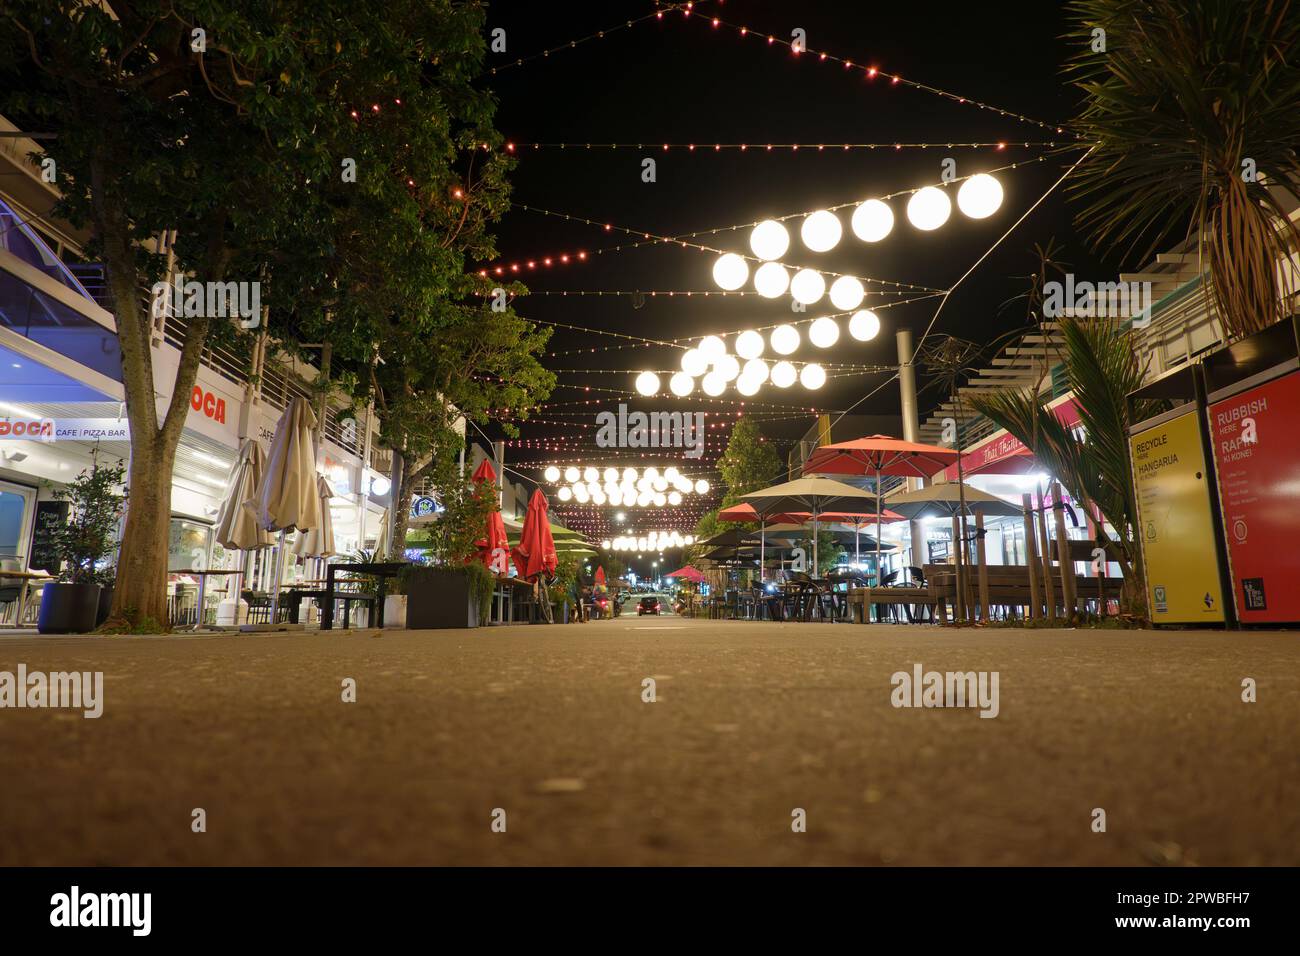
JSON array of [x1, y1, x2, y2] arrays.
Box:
[[680, 347, 709, 376], [602, 540, 611, 549], [828, 275, 865, 311], [564, 466, 580, 483], [714, 353, 741, 382], [957, 173, 1003, 219], [653, 477, 668, 492], [712, 252, 749, 290], [850, 198, 894, 242], [668, 490, 683, 506], [635, 370, 660, 396], [603, 467, 619, 484], [698, 335, 727, 359], [573, 484, 589, 503], [749, 219, 790, 260], [622, 467, 638, 482], [592, 490, 607, 505], [770, 323, 801, 355], [800, 210, 842, 252], [743, 358, 770, 383], [607, 488, 623, 506], [664, 466, 680, 481], [557, 486, 573, 501], [753, 261, 790, 298], [770, 361, 797, 388], [736, 375, 761, 396], [583, 466, 599, 483], [809, 316, 841, 348], [544, 466, 561, 483], [800, 363, 827, 389], [734, 329, 765, 360], [702, 372, 726, 396], [906, 186, 951, 231], [848, 309, 881, 341], [653, 492, 667, 507], [694, 479, 710, 494], [669, 372, 694, 396], [789, 269, 826, 305]]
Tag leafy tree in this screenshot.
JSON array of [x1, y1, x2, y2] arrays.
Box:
[[1065, 0, 1300, 339], [716, 416, 783, 507], [2, 1, 547, 627]]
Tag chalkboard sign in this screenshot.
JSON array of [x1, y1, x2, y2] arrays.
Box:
[[30, 501, 69, 575]]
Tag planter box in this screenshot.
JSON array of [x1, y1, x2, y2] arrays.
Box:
[[383, 594, 407, 629], [95, 584, 114, 627], [405, 569, 481, 629], [38, 582, 102, 634]]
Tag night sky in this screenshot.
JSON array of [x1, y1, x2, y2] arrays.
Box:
[[481, 0, 1110, 542]]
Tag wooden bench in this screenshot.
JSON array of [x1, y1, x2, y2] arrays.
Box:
[[846, 563, 1125, 623]]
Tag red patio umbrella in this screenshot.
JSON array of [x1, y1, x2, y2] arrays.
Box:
[[664, 565, 706, 583], [803, 435, 961, 582], [470, 459, 509, 573], [512, 488, 558, 581]]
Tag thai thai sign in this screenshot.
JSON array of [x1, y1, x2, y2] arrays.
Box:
[[1130, 410, 1225, 624], [1208, 371, 1300, 623]]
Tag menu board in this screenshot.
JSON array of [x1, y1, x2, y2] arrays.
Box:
[[1208, 371, 1300, 623], [29, 501, 69, 575], [1130, 411, 1226, 624]]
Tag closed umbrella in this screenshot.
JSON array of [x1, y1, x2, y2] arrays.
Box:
[[293, 475, 337, 557], [252, 397, 321, 623], [803, 435, 961, 586], [742, 476, 880, 580], [471, 460, 510, 574], [214, 439, 273, 623], [513, 489, 558, 621]]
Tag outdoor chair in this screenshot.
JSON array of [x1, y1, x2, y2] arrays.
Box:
[[241, 590, 274, 624]]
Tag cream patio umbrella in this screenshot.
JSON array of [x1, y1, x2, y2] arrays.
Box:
[[293, 475, 339, 594], [214, 439, 274, 623], [741, 476, 880, 579], [251, 397, 322, 622]]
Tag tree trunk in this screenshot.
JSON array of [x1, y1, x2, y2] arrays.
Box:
[[386, 448, 406, 557], [86, 123, 223, 631], [111, 438, 177, 628]]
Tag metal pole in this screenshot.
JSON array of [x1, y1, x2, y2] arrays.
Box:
[[494, 440, 506, 513], [897, 328, 927, 574]]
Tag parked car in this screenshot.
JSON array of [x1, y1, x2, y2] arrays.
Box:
[[637, 596, 661, 616]]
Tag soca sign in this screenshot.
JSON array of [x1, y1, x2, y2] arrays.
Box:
[[0, 418, 130, 441], [0, 419, 53, 440], [190, 386, 227, 424]]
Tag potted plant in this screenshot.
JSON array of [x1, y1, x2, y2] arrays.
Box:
[[383, 563, 410, 629], [39, 456, 127, 634], [404, 453, 498, 629]]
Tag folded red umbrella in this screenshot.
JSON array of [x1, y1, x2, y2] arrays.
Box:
[[471, 459, 509, 572], [512, 488, 558, 581]]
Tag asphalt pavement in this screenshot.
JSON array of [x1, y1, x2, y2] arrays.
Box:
[[1, 617, 1296, 865]]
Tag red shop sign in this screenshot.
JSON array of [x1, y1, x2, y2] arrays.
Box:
[[1208, 371, 1300, 623], [190, 386, 227, 424]]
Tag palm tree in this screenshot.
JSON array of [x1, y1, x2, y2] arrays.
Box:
[[968, 316, 1165, 616], [1065, 0, 1300, 339]]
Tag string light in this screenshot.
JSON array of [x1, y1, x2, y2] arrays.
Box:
[[679, 8, 1069, 134], [488, 2, 696, 75], [505, 140, 1055, 151]]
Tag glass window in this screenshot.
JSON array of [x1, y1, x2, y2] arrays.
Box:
[[0, 483, 34, 562]]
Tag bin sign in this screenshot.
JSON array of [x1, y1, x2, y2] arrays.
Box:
[[1208, 371, 1300, 623], [1130, 410, 1225, 623]]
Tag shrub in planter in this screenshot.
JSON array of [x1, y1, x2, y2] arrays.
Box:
[[38, 456, 126, 634]]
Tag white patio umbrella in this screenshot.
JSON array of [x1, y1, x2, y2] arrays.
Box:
[[213, 439, 273, 622], [251, 397, 321, 622]]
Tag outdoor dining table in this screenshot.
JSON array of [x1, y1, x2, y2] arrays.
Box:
[[320, 562, 406, 630], [167, 568, 241, 629], [0, 569, 54, 628]]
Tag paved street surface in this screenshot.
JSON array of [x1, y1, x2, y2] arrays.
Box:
[[1, 617, 1297, 866]]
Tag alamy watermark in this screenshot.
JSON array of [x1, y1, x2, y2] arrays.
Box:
[[0, 665, 103, 718], [596, 403, 706, 459], [1042, 273, 1152, 328], [891, 663, 999, 718], [151, 274, 261, 328]]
